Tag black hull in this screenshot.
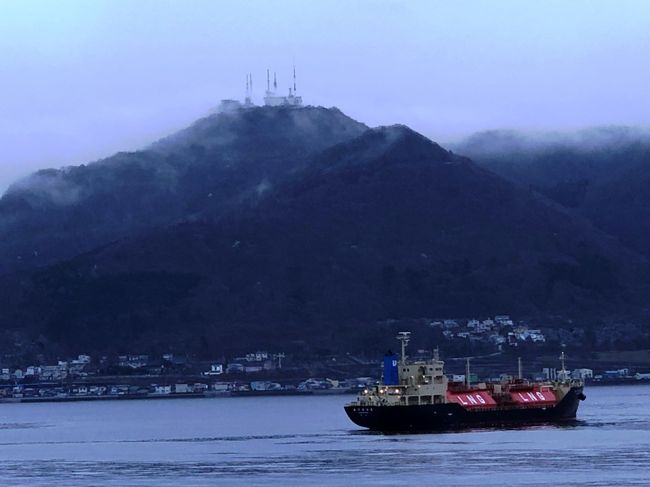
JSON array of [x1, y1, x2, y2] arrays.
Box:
[[345, 386, 585, 432]]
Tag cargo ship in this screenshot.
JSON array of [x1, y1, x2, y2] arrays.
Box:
[[345, 332, 586, 431]]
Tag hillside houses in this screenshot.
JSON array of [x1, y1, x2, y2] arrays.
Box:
[[430, 315, 546, 349]]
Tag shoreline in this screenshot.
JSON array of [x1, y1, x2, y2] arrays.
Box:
[[0, 388, 356, 404], [3, 381, 650, 405]]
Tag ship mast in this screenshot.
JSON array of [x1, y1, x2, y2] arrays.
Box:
[[559, 351, 568, 380], [518, 357, 522, 380], [396, 332, 411, 365], [466, 357, 471, 387]]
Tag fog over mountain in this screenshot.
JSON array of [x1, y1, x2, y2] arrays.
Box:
[[1, 106, 649, 355], [454, 127, 650, 257], [0, 106, 366, 273], [3, 1, 650, 192]]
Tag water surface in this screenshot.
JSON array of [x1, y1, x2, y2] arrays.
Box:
[[0, 385, 648, 486]]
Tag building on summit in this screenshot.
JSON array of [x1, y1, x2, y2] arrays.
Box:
[[263, 67, 302, 107], [217, 67, 303, 113]]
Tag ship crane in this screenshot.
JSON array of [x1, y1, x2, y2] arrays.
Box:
[[558, 351, 569, 381]]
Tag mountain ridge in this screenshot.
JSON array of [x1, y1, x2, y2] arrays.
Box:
[[0, 110, 649, 355]]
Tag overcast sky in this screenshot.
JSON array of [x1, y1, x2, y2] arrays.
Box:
[[1, 0, 650, 191]]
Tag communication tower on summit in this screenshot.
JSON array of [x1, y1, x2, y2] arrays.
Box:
[[217, 67, 304, 112], [263, 66, 303, 107], [244, 73, 254, 107]]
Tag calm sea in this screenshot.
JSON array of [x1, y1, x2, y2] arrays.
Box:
[[0, 385, 648, 486]]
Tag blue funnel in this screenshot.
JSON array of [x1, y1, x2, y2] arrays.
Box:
[[383, 353, 399, 385]]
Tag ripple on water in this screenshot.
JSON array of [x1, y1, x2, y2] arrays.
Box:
[[0, 386, 648, 486]]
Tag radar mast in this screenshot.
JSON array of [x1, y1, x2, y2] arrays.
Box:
[[396, 332, 411, 365]]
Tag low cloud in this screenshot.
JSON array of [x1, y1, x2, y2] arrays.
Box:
[[7, 169, 82, 207]]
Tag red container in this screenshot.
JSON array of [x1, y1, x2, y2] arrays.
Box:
[[447, 391, 497, 408]]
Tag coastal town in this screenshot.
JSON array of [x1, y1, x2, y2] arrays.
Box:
[[2, 315, 649, 403]]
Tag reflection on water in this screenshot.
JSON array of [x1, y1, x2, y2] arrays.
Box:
[[0, 385, 648, 486]]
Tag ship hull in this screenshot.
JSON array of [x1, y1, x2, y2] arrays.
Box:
[[345, 386, 584, 432]]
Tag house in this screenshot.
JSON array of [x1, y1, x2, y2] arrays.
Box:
[[226, 363, 245, 374], [162, 354, 187, 367], [118, 355, 149, 368], [40, 365, 68, 381], [512, 326, 546, 343], [110, 385, 130, 395], [26, 366, 41, 376], [251, 381, 282, 391], [244, 362, 264, 373], [572, 368, 593, 380], [494, 315, 513, 326], [542, 367, 557, 380], [466, 319, 480, 329], [298, 378, 331, 390], [604, 368, 629, 378], [478, 319, 495, 332], [203, 364, 224, 376], [69, 355, 92, 375], [488, 334, 506, 345], [212, 382, 231, 392], [245, 351, 269, 362], [153, 385, 172, 395]]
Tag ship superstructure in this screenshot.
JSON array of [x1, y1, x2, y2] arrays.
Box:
[[344, 332, 586, 431]]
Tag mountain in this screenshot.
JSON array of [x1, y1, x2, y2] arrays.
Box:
[[0, 106, 366, 274], [454, 127, 650, 257], [1, 113, 648, 356]]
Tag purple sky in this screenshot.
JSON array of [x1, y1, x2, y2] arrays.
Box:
[[2, 0, 650, 191]]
